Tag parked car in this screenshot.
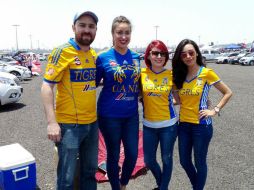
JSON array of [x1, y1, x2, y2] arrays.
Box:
[[0, 61, 31, 80], [0, 57, 19, 65], [229, 52, 250, 65], [0, 72, 23, 106], [31, 63, 42, 75], [239, 53, 254, 66], [201, 49, 221, 62], [169, 52, 175, 60], [38, 54, 47, 61], [33, 59, 41, 66], [215, 52, 239, 64]]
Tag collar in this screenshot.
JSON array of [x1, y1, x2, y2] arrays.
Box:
[[68, 38, 81, 50], [197, 66, 204, 76]]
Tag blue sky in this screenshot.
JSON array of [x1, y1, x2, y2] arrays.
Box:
[[0, 0, 253, 50]]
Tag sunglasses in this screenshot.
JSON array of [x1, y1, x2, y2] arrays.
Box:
[[180, 50, 196, 59], [150, 51, 167, 57]]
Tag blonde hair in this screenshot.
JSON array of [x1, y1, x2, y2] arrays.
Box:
[[111, 15, 132, 35]]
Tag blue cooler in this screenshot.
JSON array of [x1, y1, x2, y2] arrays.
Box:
[[0, 143, 36, 190]]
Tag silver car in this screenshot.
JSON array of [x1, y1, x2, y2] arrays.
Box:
[[239, 53, 254, 66], [0, 61, 31, 80], [0, 72, 23, 105]]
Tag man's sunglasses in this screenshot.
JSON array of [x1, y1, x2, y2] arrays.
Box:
[[150, 51, 167, 57], [180, 50, 196, 59]]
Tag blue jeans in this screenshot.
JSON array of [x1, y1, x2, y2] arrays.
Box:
[[56, 122, 98, 190], [178, 122, 213, 190], [98, 115, 139, 190], [143, 124, 178, 190]]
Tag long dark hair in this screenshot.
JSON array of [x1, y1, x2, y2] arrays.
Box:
[[172, 39, 205, 89]]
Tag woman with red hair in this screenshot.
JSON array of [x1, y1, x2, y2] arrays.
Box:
[[140, 40, 178, 190]]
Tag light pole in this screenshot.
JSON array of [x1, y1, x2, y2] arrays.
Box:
[[154, 25, 159, 40], [12, 24, 20, 50], [29, 34, 33, 50], [37, 40, 40, 50]]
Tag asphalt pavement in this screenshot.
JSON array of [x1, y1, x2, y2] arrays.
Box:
[[0, 61, 253, 190]]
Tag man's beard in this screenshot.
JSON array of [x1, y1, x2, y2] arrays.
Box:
[[76, 33, 95, 46]]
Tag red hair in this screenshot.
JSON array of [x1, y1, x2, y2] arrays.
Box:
[[144, 40, 169, 68]]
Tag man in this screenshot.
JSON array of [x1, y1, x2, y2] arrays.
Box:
[[41, 11, 99, 190]]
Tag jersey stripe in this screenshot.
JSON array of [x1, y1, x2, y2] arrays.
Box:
[[199, 82, 212, 124], [51, 43, 71, 64], [169, 90, 176, 119]]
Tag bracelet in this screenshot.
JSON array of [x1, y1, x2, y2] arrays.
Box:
[[214, 106, 221, 116]]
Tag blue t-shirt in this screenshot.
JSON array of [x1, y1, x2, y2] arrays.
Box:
[[96, 48, 141, 117]]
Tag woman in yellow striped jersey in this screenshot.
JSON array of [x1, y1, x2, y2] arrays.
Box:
[[140, 40, 178, 190], [172, 39, 232, 190]]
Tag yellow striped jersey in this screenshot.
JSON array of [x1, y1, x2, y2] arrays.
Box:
[[43, 38, 97, 124], [178, 66, 220, 124], [141, 68, 177, 127]]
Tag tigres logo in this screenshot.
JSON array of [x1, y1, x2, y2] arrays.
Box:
[[113, 61, 140, 84]]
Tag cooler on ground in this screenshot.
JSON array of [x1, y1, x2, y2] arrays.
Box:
[[0, 143, 36, 190]]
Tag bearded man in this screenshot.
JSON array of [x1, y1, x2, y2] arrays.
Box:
[[41, 11, 99, 190]]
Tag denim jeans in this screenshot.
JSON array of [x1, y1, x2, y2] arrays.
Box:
[[98, 115, 139, 190], [178, 122, 213, 190], [143, 124, 178, 190], [56, 121, 98, 190]]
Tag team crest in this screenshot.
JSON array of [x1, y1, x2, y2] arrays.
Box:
[[162, 77, 168, 85], [197, 78, 203, 86], [47, 68, 54, 75], [74, 56, 81, 65]]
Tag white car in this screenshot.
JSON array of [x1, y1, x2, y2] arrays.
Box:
[[239, 52, 254, 66], [201, 49, 220, 62], [0, 72, 23, 105], [38, 54, 47, 61], [0, 61, 31, 80], [229, 52, 250, 65], [0, 57, 19, 65], [215, 52, 239, 64]]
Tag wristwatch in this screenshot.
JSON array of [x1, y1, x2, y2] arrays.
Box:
[[214, 106, 220, 116]]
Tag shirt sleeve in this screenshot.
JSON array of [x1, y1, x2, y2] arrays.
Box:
[[206, 68, 221, 85], [96, 56, 103, 87], [43, 48, 69, 83]]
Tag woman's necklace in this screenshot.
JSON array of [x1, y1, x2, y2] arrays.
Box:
[[187, 66, 200, 81]]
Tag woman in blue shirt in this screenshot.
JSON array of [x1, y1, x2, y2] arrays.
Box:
[[96, 16, 141, 190]]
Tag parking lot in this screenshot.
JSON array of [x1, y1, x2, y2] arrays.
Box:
[[0, 61, 253, 190]]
